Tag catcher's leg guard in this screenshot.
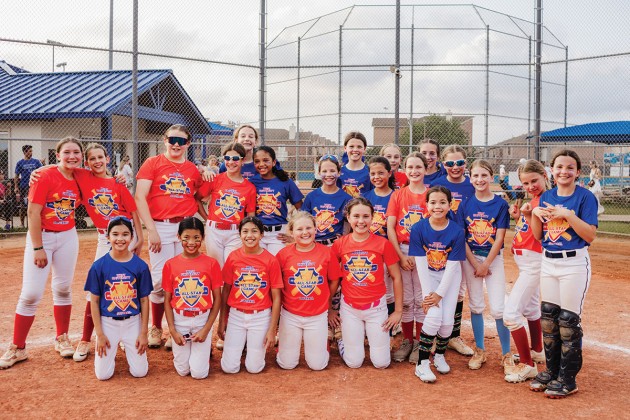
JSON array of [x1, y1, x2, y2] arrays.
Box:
[[530, 302, 561, 391], [558, 309, 583, 386]]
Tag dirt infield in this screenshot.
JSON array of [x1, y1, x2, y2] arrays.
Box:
[[0, 231, 629, 419]]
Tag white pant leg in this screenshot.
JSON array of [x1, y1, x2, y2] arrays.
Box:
[[458, 261, 467, 301], [172, 312, 212, 379], [399, 244, 422, 323], [363, 299, 391, 369], [504, 251, 542, 331], [340, 299, 367, 368], [437, 274, 461, 338], [463, 258, 485, 315], [119, 315, 149, 378], [419, 275, 441, 336], [411, 268, 424, 323], [221, 309, 248, 374], [276, 308, 304, 370], [384, 265, 394, 305], [542, 248, 591, 316], [221, 309, 271, 374], [95, 232, 111, 261], [148, 222, 181, 304], [205, 225, 240, 268], [484, 253, 506, 320], [95, 316, 121, 380], [302, 311, 329, 371], [244, 309, 271, 374], [50, 229, 79, 307], [260, 227, 287, 256]]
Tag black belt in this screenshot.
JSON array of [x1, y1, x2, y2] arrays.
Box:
[[316, 237, 338, 246], [112, 315, 132, 321], [263, 224, 283, 232], [544, 250, 577, 259]]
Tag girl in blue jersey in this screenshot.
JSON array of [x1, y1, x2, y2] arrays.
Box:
[[84, 216, 153, 380], [339, 132, 372, 197], [529, 149, 598, 398], [409, 186, 466, 383], [250, 146, 304, 255], [460, 160, 513, 373], [419, 139, 447, 188]]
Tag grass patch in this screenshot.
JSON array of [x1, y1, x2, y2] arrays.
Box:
[[598, 221, 630, 235], [601, 205, 630, 215]]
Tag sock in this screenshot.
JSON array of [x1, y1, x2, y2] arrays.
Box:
[[81, 301, 94, 342], [415, 322, 423, 341], [53, 305, 72, 337], [496, 319, 512, 355], [511, 326, 533, 366], [435, 334, 449, 355], [13, 314, 35, 349], [528, 319, 543, 353], [417, 331, 436, 364], [450, 300, 464, 338], [386, 302, 395, 315], [151, 302, 164, 329], [471, 313, 485, 350], [401, 321, 414, 342]]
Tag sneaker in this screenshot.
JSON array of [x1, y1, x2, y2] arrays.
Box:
[[433, 353, 450, 374], [0, 344, 28, 369], [216, 339, 224, 350], [530, 370, 554, 392], [337, 339, 345, 358], [544, 379, 578, 398], [408, 340, 420, 365], [513, 349, 546, 364], [148, 326, 163, 348], [502, 352, 516, 374], [73, 341, 90, 362], [55, 334, 75, 358], [468, 347, 486, 370], [415, 359, 437, 383], [164, 336, 172, 351], [505, 363, 538, 383], [447, 336, 474, 356], [393, 338, 413, 362], [392, 323, 402, 336]]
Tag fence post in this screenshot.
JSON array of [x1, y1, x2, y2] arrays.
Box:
[[259, 0, 267, 145], [534, 0, 543, 161], [394, 0, 401, 146], [131, 0, 139, 185], [338, 25, 342, 146], [484, 24, 490, 158], [296, 37, 300, 179]]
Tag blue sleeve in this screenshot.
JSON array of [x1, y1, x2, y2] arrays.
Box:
[[35, 160, 43, 169], [219, 162, 226, 173], [448, 227, 466, 261], [137, 262, 154, 298], [302, 192, 313, 213], [408, 223, 424, 256], [287, 180, 304, 205], [15, 160, 22, 174], [84, 264, 102, 295], [496, 200, 510, 229], [580, 189, 599, 227]]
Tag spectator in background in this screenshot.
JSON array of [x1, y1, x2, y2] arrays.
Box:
[[14, 145, 43, 228], [206, 155, 220, 175], [542, 161, 554, 188], [311, 155, 323, 189], [0, 170, 11, 230], [116, 155, 134, 190], [588, 160, 605, 215]]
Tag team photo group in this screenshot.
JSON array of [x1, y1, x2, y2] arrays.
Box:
[[0, 123, 599, 399]]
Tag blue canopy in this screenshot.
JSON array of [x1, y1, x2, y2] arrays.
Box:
[[541, 121, 630, 144]]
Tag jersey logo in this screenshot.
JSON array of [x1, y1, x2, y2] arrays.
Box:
[[466, 217, 497, 246], [370, 210, 387, 235], [343, 254, 378, 283], [104, 277, 138, 312], [174, 276, 209, 308], [514, 215, 529, 243], [257, 192, 282, 216], [288, 266, 324, 297], [544, 217, 572, 243], [160, 176, 191, 196], [342, 184, 363, 198], [46, 193, 77, 220], [399, 210, 425, 234], [424, 246, 451, 272], [313, 208, 338, 233], [234, 269, 267, 300], [89, 192, 119, 218], [450, 198, 462, 213], [215, 191, 243, 220]]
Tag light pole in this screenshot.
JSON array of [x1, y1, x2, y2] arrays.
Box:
[[56, 62, 67, 72], [46, 39, 65, 72]]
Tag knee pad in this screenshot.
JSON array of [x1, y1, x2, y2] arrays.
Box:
[[558, 310, 583, 345], [540, 301, 561, 334]]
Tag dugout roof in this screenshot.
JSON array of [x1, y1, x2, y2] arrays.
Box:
[[541, 121, 630, 144]]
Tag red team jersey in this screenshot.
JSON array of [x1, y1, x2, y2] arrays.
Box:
[[512, 195, 542, 253], [197, 173, 257, 225], [394, 171, 408, 189], [332, 234, 399, 307], [29, 167, 81, 231], [276, 243, 342, 317], [386, 187, 429, 244], [222, 248, 284, 311], [136, 154, 201, 220], [74, 169, 136, 229], [162, 254, 223, 313]]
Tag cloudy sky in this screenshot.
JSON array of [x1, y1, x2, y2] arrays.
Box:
[[2, 1, 628, 145]]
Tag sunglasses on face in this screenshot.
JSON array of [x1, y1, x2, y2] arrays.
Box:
[[444, 159, 466, 168], [319, 154, 339, 163], [223, 155, 243, 162], [167, 136, 189, 146]]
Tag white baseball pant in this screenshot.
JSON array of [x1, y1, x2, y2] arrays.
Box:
[[463, 252, 506, 319], [171, 311, 213, 379], [540, 247, 591, 316], [504, 250, 543, 331], [260, 226, 287, 256], [16, 229, 79, 316], [221, 308, 271, 374], [276, 308, 329, 371], [95, 315, 148, 381], [384, 265, 394, 305], [458, 262, 467, 301], [205, 222, 241, 268], [340, 296, 390, 369], [399, 244, 424, 323], [418, 262, 462, 338], [148, 221, 182, 304]]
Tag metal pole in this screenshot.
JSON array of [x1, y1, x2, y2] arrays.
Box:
[[296, 37, 300, 178], [394, 0, 400, 145], [484, 24, 490, 158], [338, 25, 342, 146], [52, 45, 55, 72], [564, 45, 568, 127], [534, 0, 543, 161], [132, 0, 139, 184], [528, 36, 532, 159], [259, 0, 267, 145], [409, 21, 414, 153], [109, 0, 114, 70]]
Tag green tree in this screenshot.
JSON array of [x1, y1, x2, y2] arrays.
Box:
[[399, 115, 468, 147]]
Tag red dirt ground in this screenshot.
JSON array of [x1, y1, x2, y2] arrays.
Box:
[[0, 231, 629, 419]]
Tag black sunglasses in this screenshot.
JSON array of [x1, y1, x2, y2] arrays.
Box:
[[224, 155, 243, 162], [167, 136, 189, 146]]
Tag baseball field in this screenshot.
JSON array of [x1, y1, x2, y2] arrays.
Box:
[[0, 230, 628, 419]]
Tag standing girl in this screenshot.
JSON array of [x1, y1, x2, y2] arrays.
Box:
[[386, 152, 429, 364], [409, 186, 466, 382], [276, 211, 341, 370], [380, 143, 408, 189], [84, 216, 152, 380], [250, 146, 304, 255], [503, 160, 548, 383], [339, 132, 372, 197], [219, 216, 284, 374], [331, 197, 402, 368], [0, 137, 83, 369], [218, 125, 259, 179], [163, 217, 223, 379], [418, 139, 446, 188], [529, 149, 598, 398], [135, 124, 203, 349], [460, 160, 513, 372]]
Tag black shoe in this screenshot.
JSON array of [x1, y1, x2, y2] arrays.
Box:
[[544, 379, 578, 398], [530, 370, 554, 392]]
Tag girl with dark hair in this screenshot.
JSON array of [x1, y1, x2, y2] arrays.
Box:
[[339, 131, 372, 197]]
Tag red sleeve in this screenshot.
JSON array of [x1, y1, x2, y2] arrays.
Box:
[[382, 240, 400, 266], [162, 260, 174, 293], [326, 247, 342, 281], [196, 178, 215, 199], [245, 182, 257, 213], [118, 183, 137, 213], [385, 190, 400, 218], [222, 256, 234, 285], [209, 259, 224, 290], [136, 157, 156, 181], [28, 169, 51, 205], [268, 257, 284, 289]]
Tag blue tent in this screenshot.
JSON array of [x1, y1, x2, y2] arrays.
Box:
[[541, 121, 630, 144]]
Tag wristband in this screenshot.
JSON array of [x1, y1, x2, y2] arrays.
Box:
[[33, 246, 44, 251]]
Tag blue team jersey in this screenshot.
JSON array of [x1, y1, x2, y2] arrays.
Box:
[[432, 175, 476, 226], [362, 189, 393, 237], [424, 164, 447, 188], [338, 165, 372, 197], [409, 218, 466, 271], [219, 161, 257, 180], [15, 158, 43, 189], [461, 194, 510, 253], [84, 253, 153, 318], [249, 175, 304, 226], [303, 188, 352, 241], [540, 186, 598, 250]]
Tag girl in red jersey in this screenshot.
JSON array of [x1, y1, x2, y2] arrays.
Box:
[[163, 217, 223, 379], [135, 124, 203, 349], [276, 211, 341, 370], [332, 197, 403, 369], [504, 160, 548, 383], [219, 216, 284, 374], [380, 143, 408, 189], [386, 152, 429, 364], [1, 137, 83, 369]]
